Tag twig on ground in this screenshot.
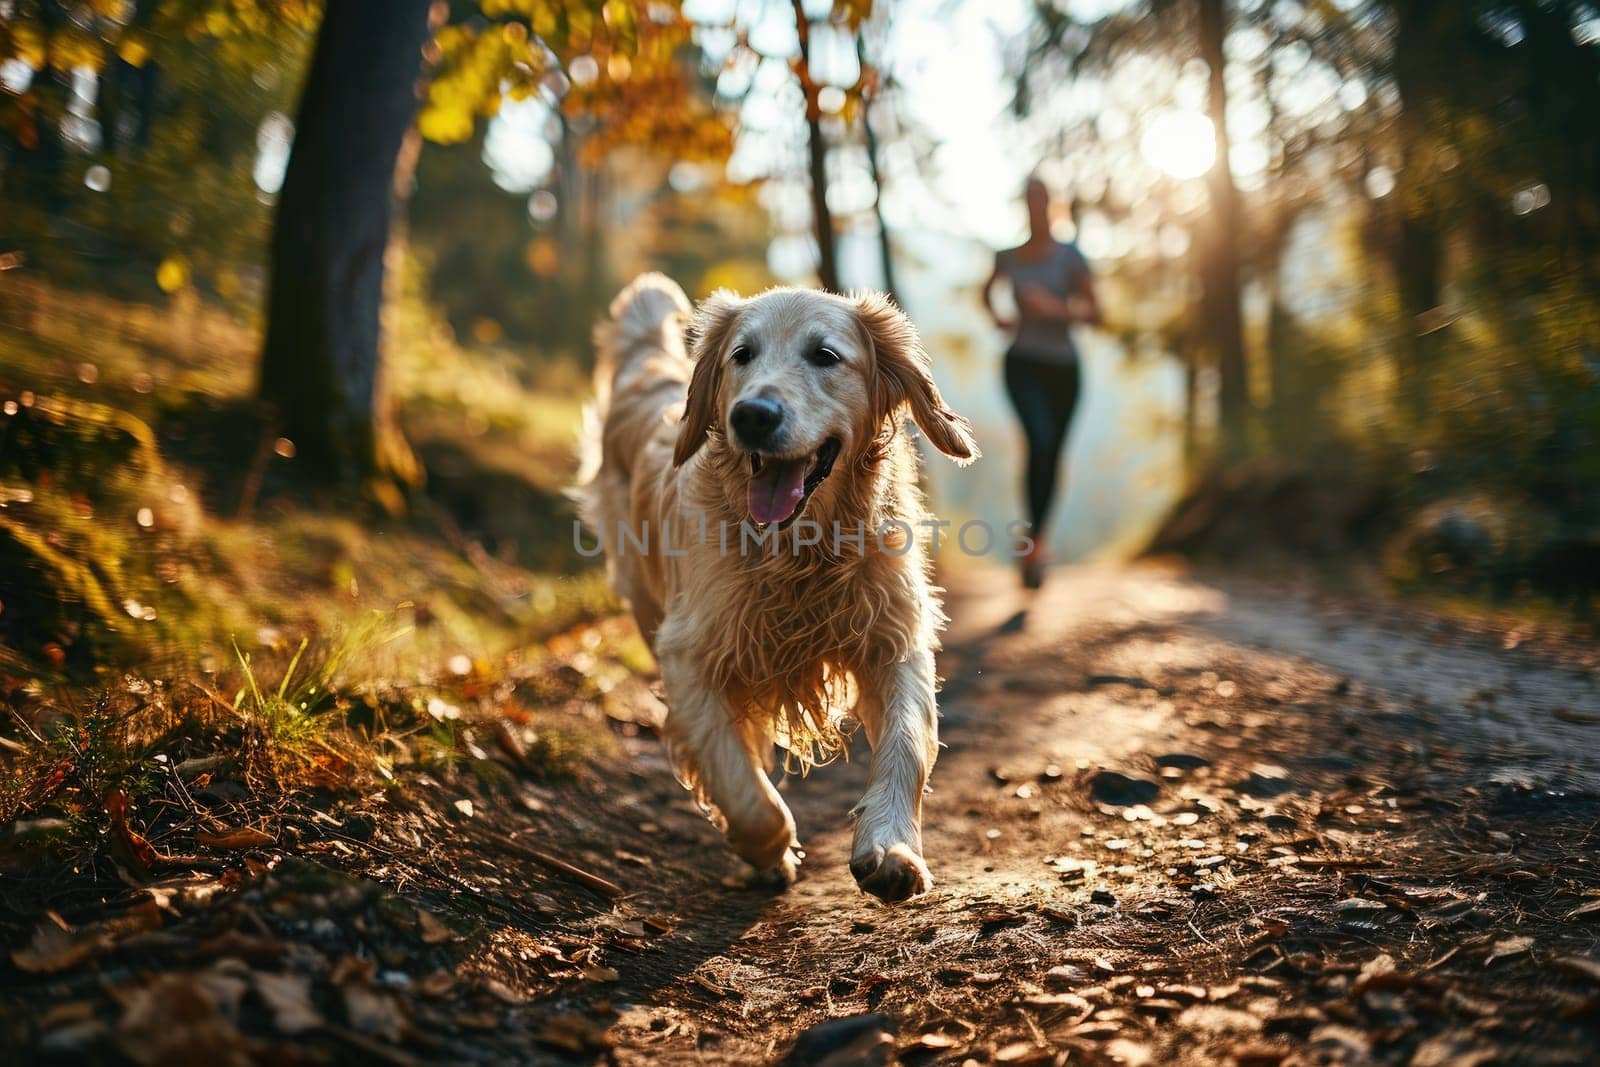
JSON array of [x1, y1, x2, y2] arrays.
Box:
[[470, 826, 625, 900]]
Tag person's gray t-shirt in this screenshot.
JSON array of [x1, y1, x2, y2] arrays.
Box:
[[999, 240, 1090, 363]]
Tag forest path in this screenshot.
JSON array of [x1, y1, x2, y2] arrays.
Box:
[[11, 564, 1599, 1066], [573, 562, 1600, 1065]]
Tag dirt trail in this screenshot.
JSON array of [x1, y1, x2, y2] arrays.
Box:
[[563, 563, 1600, 1064], [8, 564, 1599, 1065]]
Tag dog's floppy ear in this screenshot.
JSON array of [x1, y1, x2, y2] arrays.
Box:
[[856, 292, 979, 465], [674, 290, 743, 468]]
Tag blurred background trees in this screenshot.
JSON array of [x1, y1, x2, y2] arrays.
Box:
[[1012, 0, 1599, 596], [2, 0, 1596, 608], [1, 0, 885, 489]]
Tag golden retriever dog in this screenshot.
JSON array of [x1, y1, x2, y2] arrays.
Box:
[[573, 273, 977, 902]]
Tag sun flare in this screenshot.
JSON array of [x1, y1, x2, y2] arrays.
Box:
[[1140, 110, 1218, 180]]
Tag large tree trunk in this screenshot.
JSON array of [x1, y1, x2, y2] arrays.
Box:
[[1196, 0, 1249, 460], [258, 0, 433, 490], [792, 0, 840, 292]]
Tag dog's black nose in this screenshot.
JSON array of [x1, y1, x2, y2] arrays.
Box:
[[730, 396, 785, 449]]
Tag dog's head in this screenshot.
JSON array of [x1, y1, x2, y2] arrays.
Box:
[[673, 287, 977, 527]]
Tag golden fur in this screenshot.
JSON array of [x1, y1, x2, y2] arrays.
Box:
[[574, 273, 976, 902]]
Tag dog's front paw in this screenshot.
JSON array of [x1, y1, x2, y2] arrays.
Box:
[[850, 842, 932, 903], [727, 809, 800, 876], [746, 844, 802, 890]]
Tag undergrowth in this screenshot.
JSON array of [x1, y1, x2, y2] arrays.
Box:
[[0, 614, 634, 887], [0, 277, 638, 883]]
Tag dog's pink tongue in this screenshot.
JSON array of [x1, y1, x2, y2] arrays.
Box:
[[748, 457, 808, 525]]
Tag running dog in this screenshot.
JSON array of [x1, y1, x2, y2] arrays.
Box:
[[573, 274, 976, 902]]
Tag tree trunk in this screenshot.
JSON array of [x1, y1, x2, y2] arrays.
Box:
[[23, 0, 73, 220], [1387, 3, 1450, 427], [857, 35, 899, 304], [862, 105, 899, 302], [792, 0, 840, 292], [95, 0, 159, 157], [258, 0, 434, 490], [1196, 0, 1249, 460]]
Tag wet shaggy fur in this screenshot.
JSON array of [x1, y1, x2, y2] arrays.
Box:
[[573, 273, 977, 902]]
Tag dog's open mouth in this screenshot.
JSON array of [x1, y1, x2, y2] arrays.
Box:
[[747, 437, 841, 527]]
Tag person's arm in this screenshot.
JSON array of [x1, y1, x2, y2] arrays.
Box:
[[1017, 253, 1102, 326], [1015, 285, 1076, 323], [982, 257, 1016, 332]]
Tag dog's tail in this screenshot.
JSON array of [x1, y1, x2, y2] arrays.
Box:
[[570, 273, 693, 533], [589, 272, 692, 410]]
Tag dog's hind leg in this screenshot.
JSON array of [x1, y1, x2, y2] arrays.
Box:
[[658, 649, 800, 880], [849, 649, 938, 903]]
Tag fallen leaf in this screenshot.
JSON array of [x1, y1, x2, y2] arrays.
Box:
[[1045, 964, 1087, 987], [1159, 984, 1208, 1003], [415, 908, 454, 944], [1334, 898, 1387, 913], [194, 930, 288, 962], [252, 971, 320, 1034], [12, 902, 161, 974], [342, 985, 405, 1042], [1021, 992, 1092, 1018], [416, 971, 456, 998], [104, 789, 159, 872], [1486, 936, 1534, 964], [594, 913, 649, 938], [1568, 899, 1600, 921], [455, 1009, 503, 1031], [1353, 953, 1405, 993], [491, 719, 532, 771], [11, 922, 110, 974], [480, 977, 530, 1005], [332, 953, 378, 987], [196, 826, 274, 850], [118, 967, 249, 1066]]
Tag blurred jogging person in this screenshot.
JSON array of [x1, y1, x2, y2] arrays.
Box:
[[982, 177, 1102, 589]]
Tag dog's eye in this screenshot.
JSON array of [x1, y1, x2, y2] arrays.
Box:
[[809, 346, 841, 368], [731, 345, 753, 365]]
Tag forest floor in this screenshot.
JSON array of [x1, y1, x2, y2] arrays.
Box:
[[5, 561, 1599, 1066]]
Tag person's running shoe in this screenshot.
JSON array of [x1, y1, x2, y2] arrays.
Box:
[[1020, 542, 1046, 590]]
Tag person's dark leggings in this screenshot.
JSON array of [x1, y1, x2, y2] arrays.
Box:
[[1003, 346, 1082, 540]]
